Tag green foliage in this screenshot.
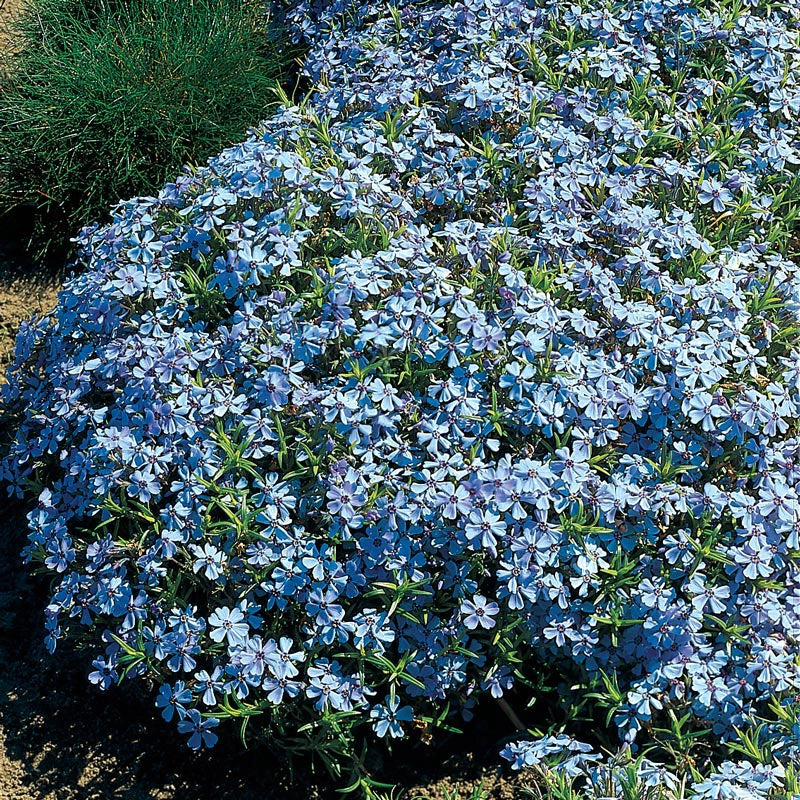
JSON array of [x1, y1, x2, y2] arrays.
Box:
[[0, 0, 299, 260]]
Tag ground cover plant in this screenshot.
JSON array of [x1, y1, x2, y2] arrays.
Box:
[[0, 0, 297, 261], [2, 0, 800, 796]]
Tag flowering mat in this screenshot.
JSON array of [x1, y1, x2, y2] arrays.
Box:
[[3, 0, 800, 797]]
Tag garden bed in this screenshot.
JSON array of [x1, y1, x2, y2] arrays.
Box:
[[4, 0, 524, 795]]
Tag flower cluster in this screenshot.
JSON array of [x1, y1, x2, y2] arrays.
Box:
[[501, 735, 791, 799], [3, 0, 800, 790]]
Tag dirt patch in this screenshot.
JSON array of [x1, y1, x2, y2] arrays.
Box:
[[0, 255, 62, 380], [408, 765, 528, 800], [0, 0, 24, 43], [0, 0, 24, 62]]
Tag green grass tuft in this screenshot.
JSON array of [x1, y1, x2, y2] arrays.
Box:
[[0, 0, 300, 261]]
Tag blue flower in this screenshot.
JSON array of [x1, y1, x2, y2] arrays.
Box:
[[88, 656, 118, 690], [461, 595, 499, 630], [191, 544, 226, 581], [698, 179, 734, 213], [208, 605, 249, 646], [194, 667, 225, 706], [370, 696, 413, 738], [155, 680, 192, 722], [177, 709, 220, 750], [4, 0, 800, 783]]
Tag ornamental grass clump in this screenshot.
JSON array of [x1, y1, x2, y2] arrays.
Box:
[[2, 0, 800, 795], [0, 0, 296, 261]]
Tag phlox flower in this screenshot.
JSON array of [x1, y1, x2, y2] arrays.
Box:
[[370, 696, 413, 738], [461, 595, 500, 630]]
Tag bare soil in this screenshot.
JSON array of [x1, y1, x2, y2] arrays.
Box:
[[0, 256, 62, 381], [0, 0, 24, 57]]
